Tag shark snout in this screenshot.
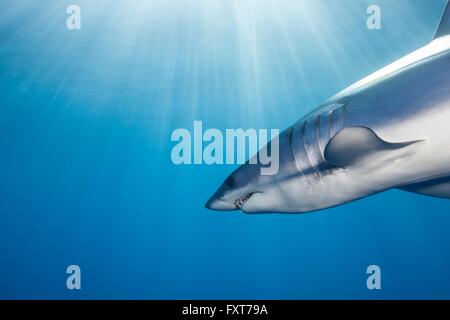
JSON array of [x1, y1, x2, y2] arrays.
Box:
[[205, 197, 236, 211], [205, 185, 258, 211], [206, 167, 263, 212], [205, 182, 237, 211], [205, 178, 259, 211]]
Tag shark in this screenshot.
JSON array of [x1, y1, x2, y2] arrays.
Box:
[[205, 2, 450, 213]]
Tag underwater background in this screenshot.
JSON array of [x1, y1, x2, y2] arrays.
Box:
[[1, 0, 450, 299]]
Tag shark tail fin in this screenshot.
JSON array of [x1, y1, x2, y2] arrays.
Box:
[[434, 1, 450, 39]]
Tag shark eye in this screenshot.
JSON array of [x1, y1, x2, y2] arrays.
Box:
[[225, 176, 235, 188]]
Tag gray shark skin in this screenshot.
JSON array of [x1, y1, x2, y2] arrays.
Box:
[[206, 2, 450, 213]]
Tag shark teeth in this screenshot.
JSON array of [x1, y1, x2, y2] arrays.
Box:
[[234, 193, 253, 209]]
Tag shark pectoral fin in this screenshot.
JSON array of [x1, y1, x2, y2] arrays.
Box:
[[400, 176, 450, 199], [324, 126, 424, 168]]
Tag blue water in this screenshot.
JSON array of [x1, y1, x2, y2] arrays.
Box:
[[1, 0, 450, 299]]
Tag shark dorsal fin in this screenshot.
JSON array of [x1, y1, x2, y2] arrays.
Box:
[[434, 1, 450, 39], [324, 127, 423, 168]]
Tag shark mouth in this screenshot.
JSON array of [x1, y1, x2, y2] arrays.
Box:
[[234, 193, 255, 209]]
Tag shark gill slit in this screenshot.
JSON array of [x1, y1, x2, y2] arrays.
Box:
[[328, 106, 346, 141], [314, 114, 330, 173], [328, 109, 335, 139], [334, 106, 346, 135], [288, 126, 305, 176], [314, 115, 324, 155], [301, 120, 321, 178]]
